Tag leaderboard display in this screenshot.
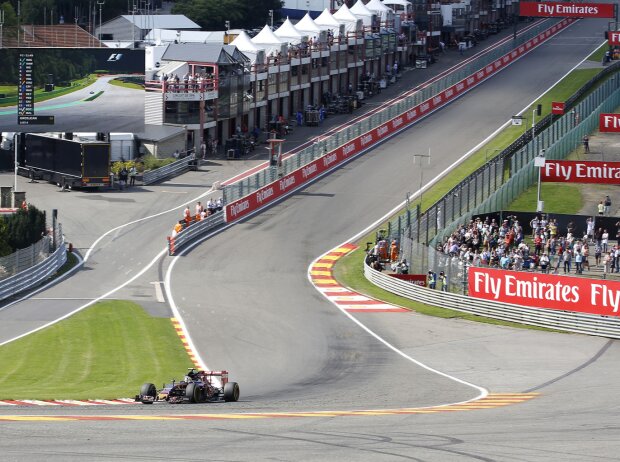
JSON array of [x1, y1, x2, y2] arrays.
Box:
[[17, 53, 54, 126], [0, 48, 145, 132]]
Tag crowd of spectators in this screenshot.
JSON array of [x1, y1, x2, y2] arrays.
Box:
[[159, 72, 216, 92], [438, 214, 620, 276]]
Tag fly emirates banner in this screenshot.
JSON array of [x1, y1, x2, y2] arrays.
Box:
[[519, 2, 615, 18], [469, 267, 620, 317]]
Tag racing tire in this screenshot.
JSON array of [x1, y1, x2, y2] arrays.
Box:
[[140, 383, 156, 404], [185, 382, 202, 403], [223, 382, 240, 402]]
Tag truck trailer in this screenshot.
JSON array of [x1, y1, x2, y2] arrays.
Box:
[[20, 134, 111, 188]]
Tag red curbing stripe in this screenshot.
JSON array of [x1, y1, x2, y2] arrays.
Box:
[[346, 308, 408, 313]]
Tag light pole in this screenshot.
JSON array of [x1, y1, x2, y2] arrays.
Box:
[[0, 9, 4, 49], [535, 148, 546, 212], [225, 20, 230, 33], [268, 10, 273, 29], [413, 149, 431, 243], [97, 0, 104, 46]]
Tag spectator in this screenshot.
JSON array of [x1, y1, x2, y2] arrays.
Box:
[[129, 165, 137, 186], [598, 201, 605, 216], [582, 135, 589, 153], [427, 270, 436, 289], [604, 195, 612, 216], [439, 271, 448, 292], [539, 253, 550, 273], [602, 229, 609, 253]]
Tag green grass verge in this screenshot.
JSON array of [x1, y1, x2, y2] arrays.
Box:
[[0, 75, 97, 107], [84, 90, 104, 101], [587, 42, 608, 63], [108, 78, 144, 90], [0, 301, 191, 399], [507, 182, 583, 214]]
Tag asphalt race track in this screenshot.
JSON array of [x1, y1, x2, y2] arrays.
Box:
[[1, 19, 620, 462], [0, 75, 145, 132]]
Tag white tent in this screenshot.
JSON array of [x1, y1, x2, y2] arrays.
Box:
[[350, 0, 375, 27], [333, 4, 361, 33], [315, 8, 343, 34], [252, 24, 286, 56], [366, 0, 393, 20], [295, 13, 322, 39], [382, 0, 412, 16], [231, 30, 265, 64], [274, 17, 307, 45]]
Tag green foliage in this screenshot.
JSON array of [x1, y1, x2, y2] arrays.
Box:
[[3, 204, 46, 251], [111, 160, 140, 175], [0, 2, 17, 27], [5, 0, 128, 25], [0, 301, 192, 400], [173, 0, 283, 30], [142, 154, 176, 171]]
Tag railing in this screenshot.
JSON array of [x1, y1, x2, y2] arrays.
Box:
[[0, 224, 62, 280], [145, 79, 218, 93], [168, 211, 225, 256], [364, 262, 620, 338], [142, 156, 196, 186], [0, 239, 66, 302], [222, 19, 565, 205]]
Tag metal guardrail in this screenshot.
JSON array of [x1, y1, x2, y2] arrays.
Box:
[[142, 156, 195, 185], [364, 262, 620, 339], [168, 211, 225, 255], [0, 241, 67, 302]]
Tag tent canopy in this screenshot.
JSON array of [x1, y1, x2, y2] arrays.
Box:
[[231, 30, 262, 53], [274, 18, 307, 45], [366, 0, 393, 20], [315, 8, 342, 33], [350, 0, 375, 27], [252, 24, 286, 55], [296, 13, 321, 38], [333, 4, 361, 33]]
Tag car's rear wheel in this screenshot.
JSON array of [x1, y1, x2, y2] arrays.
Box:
[[185, 382, 202, 403], [140, 383, 156, 404], [223, 382, 240, 402]]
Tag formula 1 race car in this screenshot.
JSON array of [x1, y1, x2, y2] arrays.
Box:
[[136, 368, 240, 404]]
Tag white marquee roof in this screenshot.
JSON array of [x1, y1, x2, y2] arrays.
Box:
[[295, 13, 321, 37], [230, 30, 262, 53], [315, 8, 341, 31], [274, 18, 307, 45], [366, 0, 393, 19], [333, 4, 360, 32], [350, 0, 375, 27]]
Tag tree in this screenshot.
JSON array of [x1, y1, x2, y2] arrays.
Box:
[[173, 0, 283, 30], [4, 205, 46, 251], [0, 2, 18, 27]]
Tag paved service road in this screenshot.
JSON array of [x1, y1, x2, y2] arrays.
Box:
[[0, 75, 144, 132], [1, 18, 620, 462]]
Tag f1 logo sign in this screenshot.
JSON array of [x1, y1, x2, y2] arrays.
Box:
[[608, 32, 620, 45], [600, 113, 620, 132], [551, 101, 565, 115], [107, 53, 123, 62]]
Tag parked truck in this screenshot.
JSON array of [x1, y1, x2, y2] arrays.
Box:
[[19, 133, 111, 188]]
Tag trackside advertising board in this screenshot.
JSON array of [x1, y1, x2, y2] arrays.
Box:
[[469, 267, 620, 317], [541, 160, 620, 184], [519, 2, 615, 18], [599, 113, 620, 132], [225, 19, 573, 222], [608, 32, 620, 46]]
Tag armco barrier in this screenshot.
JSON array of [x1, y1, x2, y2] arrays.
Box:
[[225, 19, 574, 222], [0, 241, 67, 302], [364, 262, 620, 338], [143, 157, 194, 185], [168, 211, 225, 255]]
